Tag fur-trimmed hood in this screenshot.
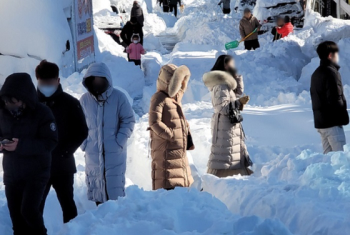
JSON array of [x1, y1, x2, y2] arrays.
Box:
[[157, 64, 191, 98], [203, 71, 237, 90]]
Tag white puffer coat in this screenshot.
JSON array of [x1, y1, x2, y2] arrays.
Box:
[[203, 71, 250, 170], [80, 63, 135, 203]]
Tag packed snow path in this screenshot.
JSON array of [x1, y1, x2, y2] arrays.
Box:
[[156, 33, 180, 52]]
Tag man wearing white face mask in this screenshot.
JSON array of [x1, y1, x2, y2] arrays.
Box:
[[35, 60, 88, 223]]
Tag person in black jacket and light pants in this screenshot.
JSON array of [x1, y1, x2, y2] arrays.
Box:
[[35, 61, 88, 223], [310, 41, 349, 154], [0, 73, 58, 235]]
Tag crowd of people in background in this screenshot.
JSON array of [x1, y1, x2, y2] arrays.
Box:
[[106, 1, 296, 66], [0, 1, 348, 234], [106, 0, 298, 67]]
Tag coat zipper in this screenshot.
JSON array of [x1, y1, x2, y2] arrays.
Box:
[[102, 103, 109, 201]]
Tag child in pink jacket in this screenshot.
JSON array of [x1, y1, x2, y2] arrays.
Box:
[[126, 34, 146, 66]]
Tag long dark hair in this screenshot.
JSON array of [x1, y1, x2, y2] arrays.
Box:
[[211, 55, 233, 72]]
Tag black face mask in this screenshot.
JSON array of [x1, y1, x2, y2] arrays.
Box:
[[89, 82, 109, 98], [6, 105, 25, 118], [227, 67, 237, 78]]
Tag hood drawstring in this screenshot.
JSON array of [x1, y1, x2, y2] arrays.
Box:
[[93, 85, 112, 105]]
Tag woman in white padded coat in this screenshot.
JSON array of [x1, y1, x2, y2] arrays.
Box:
[[203, 55, 253, 177]]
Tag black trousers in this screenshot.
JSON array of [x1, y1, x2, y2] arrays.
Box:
[[5, 179, 48, 235], [40, 174, 77, 223], [223, 8, 231, 14], [244, 39, 260, 50], [130, 59, 141, 66], [169, 4, 178, 17], [163, 5, 170, 12]]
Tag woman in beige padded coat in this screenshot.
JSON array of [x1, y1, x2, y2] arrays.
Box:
[[149, 64, 194, 190], [203, 55, 253, 177]]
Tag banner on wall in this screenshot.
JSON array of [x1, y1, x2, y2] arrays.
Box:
[[74, 0, 95, 70]]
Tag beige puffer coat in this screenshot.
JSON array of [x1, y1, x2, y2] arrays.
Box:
[[149, 64, 194, 190], [203, 71, 250, 170]]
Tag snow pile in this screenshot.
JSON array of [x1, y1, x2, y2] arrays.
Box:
[[202, 146, 350, 235], [0, 0, 73, 82], [253, 0, 303, 22], [255, 0, 296, 8], [60, 186, 292, 235], [92, 0, 114, 15]]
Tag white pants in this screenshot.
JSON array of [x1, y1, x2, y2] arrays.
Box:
[[317, 126, 346, 154]]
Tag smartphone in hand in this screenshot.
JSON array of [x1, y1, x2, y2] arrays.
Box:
[[0, 139, 14, 145]]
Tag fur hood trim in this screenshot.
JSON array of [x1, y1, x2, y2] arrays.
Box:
[[157, 64, 191, 98], [202, 71, 237, 90]]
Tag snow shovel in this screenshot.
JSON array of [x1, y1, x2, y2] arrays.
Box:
[[225, 28, 258, 50]]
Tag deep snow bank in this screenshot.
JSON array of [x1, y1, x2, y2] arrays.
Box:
[[59, 186, 292, 235], [0, 0, 74, 82], [202, 145, 350, 235]]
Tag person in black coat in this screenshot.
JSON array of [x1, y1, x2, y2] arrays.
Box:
[[310, 41, 349, 153], [0, 73, 58, 235], [35, 60, 88, 223], [131, 1, 144, 27], [120, 17, 144, 46]]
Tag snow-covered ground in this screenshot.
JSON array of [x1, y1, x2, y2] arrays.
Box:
[[1, 0, 350, 234]]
